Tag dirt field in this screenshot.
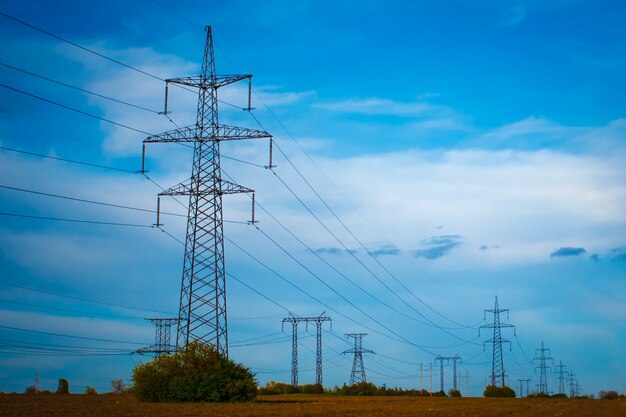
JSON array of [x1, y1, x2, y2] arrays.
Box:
[[1, 393, 625, 417]]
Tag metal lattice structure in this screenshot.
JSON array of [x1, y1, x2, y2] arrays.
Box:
[[518, 379, 531, 397], [143, 26, 271, 356], [533, 340, 554, 394], [282, 313, 332, 387], [435, 355, 462, 392], [136, 318, 179, 357], [554, 360, 568, 395], [479, 296, 516, 387], [343, 333, 373, 385]]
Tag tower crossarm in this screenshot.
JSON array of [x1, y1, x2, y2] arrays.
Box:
[[144, 124, 271, 144], [158, 179, 254, 197], [479, 322, 515, 336], [167, 74, 252, 90]]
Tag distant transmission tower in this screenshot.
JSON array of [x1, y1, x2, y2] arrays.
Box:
[[533, 340, 553, 394], [282, 313, 332, 387], [479, 296, 516, 387], [518, 379, 531, 397], [567, 372, 577, 398], [554, 360, 568, 394], [136, 318, 179, 357], [343, 333, 374, 384], [435, 355, 461, 392], [142, 26, 272, 356]]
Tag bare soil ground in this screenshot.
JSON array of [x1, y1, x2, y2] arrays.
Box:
[[1, 393, 625, 417]]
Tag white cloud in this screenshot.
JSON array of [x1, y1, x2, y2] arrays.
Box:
[[314, 97, 440, 117]]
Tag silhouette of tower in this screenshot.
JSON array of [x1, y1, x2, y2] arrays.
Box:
[[554, 360, 568, 394], [343, 333, 373, 384], [479, 296, 516, 387], [282, 313, 331, 387], [142, 26, 271, 356], [533, 340, 553, 394]]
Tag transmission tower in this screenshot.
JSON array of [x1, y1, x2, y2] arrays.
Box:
[[136, 318, 179, 357], [479, 296, 516, 387], [343, 333, 374, 384], [435, 355, 462, 392], [567, 372, 577, 398], [142, 26, 272, 356], [282, 313, 332, 387], [533, 340, 553, 394], [518, 379, 531, 397], [554, 360, 568, 394]]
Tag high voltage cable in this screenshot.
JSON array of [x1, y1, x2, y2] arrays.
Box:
[[0, 82, 152, 135], [0, 281, 175, 315], [0, 61, 161, 113], [0, 11, 248, 109], [272, 138, 473, 332], [267, 166, 475, 345], [0, 145, 137, 173], [0, 324, 148, 346], [224, 234, 437, 356], [0, 298, 145, 321], [0, 183, 185, 218], [0, 11, 164, 81], [12, 0, 476, 337], [251, 191, 470, 331], [1, 11, 483, 366], [0, 211, 154, 228]]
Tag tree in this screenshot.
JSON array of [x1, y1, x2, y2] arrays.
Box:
[[110, 379, 125, 394], [84, 386, 97, 394], [132, 341, 257, 402], [483, 385, 516, 398], [56, 378, 69, 394]]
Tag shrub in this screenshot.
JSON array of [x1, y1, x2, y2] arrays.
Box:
[[432, 390, 447, 397], [24, 386, 37, 394], [448, 389, 462, 397], [599, 390, 619, 400], [132, 341, 256, 402], [84, 386, 97, 394], [56, 378, 69, 394], [483, 385, 516, 398]]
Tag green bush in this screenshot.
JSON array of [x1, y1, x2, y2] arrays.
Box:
[[84, 386, 97, 394], [483, 385, 516, 398], [132, 341, 257, 402], [448, 389, 462, 397]]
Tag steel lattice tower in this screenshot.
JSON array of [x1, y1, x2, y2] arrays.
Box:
[[435, 355, 461, 392], [479, 296, 516, 387], [282, 313, 332, 387], [343, 333, 373, 385], [518, 379, 531, 397], [533, 340, 553, 394], [136, 318, 179, 357], [143, 26, 271, 356], [554, 360, 568, 394]]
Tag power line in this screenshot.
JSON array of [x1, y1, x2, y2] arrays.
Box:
[[0, 324, 148, 346], [0, 298, 145, 321], [225, 234, 437, 356], [0, 11, 164, 82], [0, 281, 175, 315], [0, 145, 137, 173], [0, 61, 161, 113], [0, 183, 181, 217], [0, 82, 152, 135], [268, 166, 475, 344], [0, 211, 154, 228]]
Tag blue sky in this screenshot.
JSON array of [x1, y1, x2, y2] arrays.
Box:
[[0, 0, 625, 396]]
